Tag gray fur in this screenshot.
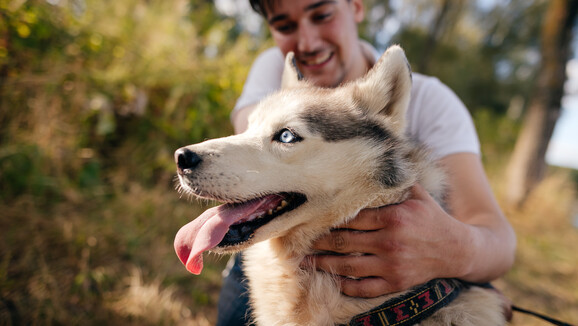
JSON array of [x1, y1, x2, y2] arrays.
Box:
[[300, 106, 394, 143]]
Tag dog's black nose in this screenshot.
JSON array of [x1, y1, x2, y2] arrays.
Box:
[[175, 148, 202, 171]]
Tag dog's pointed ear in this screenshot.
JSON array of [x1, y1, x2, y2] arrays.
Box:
[[282, 52, 305, 89], [352, 45, 412, 134]]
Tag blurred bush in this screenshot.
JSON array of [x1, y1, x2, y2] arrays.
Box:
[[0, 0, 260, 202], [0, 2, 261, 323]]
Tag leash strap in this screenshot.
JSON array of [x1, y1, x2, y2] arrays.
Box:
[[512, 305, 575, 326], [344, 279, 465, 326]]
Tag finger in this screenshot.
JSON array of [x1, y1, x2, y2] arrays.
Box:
[[332, 207, 387, 231], [409, 183, 430, 199], [311, 230, 379, 254], [338, 274, 420, 298], [341, 200, 414, 231], [307, 254, 385, 279], [338, 277, 394, 298], [339, 184, 434, 231]]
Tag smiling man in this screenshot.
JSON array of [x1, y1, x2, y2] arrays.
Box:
[[266, 0, 366, 87], [231, 0, 374, 133], [218, 0, 517, 325]]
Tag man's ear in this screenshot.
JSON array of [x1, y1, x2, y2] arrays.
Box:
[[350, 0, 365, 23], [351, 45, 412, 134], [281, 52, 305, 89]]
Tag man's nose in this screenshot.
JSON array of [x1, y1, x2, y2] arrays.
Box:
[[297, 22, 322, 54]]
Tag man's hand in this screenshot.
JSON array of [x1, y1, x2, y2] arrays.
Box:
[[304, 184, 472, 298]]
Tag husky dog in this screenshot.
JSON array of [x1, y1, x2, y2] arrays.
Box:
[[173, 46, 504, 326]]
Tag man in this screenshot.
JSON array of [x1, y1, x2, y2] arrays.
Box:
[[218, 0, 516, 324]]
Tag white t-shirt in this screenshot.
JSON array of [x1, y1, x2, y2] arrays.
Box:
[[232, 46, 480, 159]]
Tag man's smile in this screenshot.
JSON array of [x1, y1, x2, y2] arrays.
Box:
[[299, 51, 334, 67]]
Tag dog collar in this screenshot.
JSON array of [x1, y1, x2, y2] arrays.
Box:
[[344, 279, 467, 326]]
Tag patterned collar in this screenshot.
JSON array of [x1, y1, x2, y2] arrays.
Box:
[[344, 279, 467, 326]]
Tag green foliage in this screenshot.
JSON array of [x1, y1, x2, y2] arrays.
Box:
[[0, 0, 259, 199], [0, 144, 58, 200], [369, 0, 547, 115], [1, 2, 256, 321], [472, 108, 522, 171]]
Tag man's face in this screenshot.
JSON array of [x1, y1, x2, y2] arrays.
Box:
[[265, 0, 366, 88]]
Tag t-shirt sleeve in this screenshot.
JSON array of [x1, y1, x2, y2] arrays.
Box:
[[232, 48, 285, 116], [406, 75, 481, 159]]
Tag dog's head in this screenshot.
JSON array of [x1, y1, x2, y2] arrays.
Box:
[[174, 46, 414, 274]]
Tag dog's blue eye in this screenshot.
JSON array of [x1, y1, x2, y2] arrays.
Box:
[[280, 130, 295, 143], [275, 129, 301, 143]]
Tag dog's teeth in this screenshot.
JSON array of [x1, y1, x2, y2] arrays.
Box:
[[272, 200, 289, 213], [268, 209, 273, 215]]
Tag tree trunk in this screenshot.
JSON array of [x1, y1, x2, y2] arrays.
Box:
[[506, 0, 578, 207]]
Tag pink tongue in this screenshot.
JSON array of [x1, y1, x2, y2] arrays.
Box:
[[174, 195, 283, 274]]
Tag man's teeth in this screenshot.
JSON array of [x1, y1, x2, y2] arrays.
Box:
[[302, 53, 331, 66]]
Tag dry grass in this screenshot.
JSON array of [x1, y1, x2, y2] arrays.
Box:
[[493, 169, 578, 325], [0, 183, 228, 325]]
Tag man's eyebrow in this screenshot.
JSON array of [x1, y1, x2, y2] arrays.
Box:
[[268, 14, 288, 25], [267, 0, 337, 25]]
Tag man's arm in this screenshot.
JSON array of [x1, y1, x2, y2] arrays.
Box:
[[440, 153, 516, 281], [306, 152, 516, 297]]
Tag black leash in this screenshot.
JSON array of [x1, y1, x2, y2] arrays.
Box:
[[512, 305, 576, 326], [464, 282, 576, 326]]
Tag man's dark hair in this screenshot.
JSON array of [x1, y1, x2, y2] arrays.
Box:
[[249, 0, 274, 17], [249, 0, 351, 18]]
